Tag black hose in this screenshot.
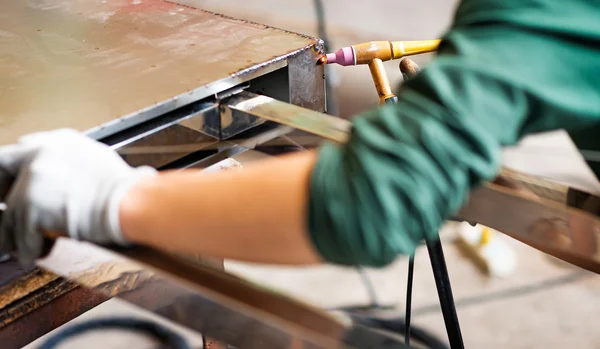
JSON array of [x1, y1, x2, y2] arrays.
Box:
[[38, 317, 193, 349], [426, 239, 464, 349], [405, 254, 415, 346]]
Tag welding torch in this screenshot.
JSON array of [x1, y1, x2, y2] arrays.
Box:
[[319, 40, 440, 104]]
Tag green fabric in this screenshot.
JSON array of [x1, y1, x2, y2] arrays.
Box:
[[308, 0, 600, 267]]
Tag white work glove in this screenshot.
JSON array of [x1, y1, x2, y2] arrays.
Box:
[[0, 129, 157, 265]]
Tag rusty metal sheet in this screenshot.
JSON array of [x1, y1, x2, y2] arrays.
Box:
[[0, 0, 319, 144], [0, 283, 107, 349]]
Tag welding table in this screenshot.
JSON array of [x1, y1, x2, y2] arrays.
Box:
[[0, 1, 328, 347]]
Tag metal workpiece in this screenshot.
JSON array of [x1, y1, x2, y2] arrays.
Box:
[[225, 91, 351, 143], [176, 123, 295, 170], [172, 0, 326, 114], [101, 102, 220, 168], [104, 102, 220, 151], [118, 124, 221, 168], [104, 49, 326, 166], [218, 39, 328, 139], [106, 94, 313, 169], [0, 0, 323, 144], [115, 124, 325, 171], [219, 99, 267, 141], [288, 44, 327, 113]]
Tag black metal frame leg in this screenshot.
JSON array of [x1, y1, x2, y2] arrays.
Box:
[[426, 239, 464, 349]]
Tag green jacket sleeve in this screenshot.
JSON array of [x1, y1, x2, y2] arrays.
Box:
[[307, 0, 600, 267]]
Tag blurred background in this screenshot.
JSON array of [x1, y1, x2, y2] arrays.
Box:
[[188, 1, 600, 348]]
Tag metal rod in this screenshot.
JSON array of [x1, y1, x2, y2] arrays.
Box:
[[426, 239, 464, 349]]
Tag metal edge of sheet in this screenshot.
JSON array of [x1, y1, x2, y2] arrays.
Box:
[[83, 58, 288, 141], [224, 91, 600, 274], [84, 40, 325, 141]]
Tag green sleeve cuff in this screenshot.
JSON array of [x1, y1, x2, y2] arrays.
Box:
[[307, 97, 502, 267]]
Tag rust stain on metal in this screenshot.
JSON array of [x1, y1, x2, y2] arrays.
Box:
[[0, 260, 157, 333], [0, 277, 77, 328], [0, 284, 112, 348], [0, 276, 185, 348], [0, 268, 60, 310]]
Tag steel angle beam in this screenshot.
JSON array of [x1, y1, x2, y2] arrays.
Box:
[[225, 91, 600, 274]]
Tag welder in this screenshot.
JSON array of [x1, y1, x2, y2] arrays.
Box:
[[0, 0, 599, 268]]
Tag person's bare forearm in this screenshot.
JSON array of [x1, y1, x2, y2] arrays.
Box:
[[119, 151, 324, 265]]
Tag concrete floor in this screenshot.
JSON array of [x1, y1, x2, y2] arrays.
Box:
[[24, 1, 600, 348]]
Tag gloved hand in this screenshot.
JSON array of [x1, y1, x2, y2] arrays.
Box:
[[0, 129, 157, 265]]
